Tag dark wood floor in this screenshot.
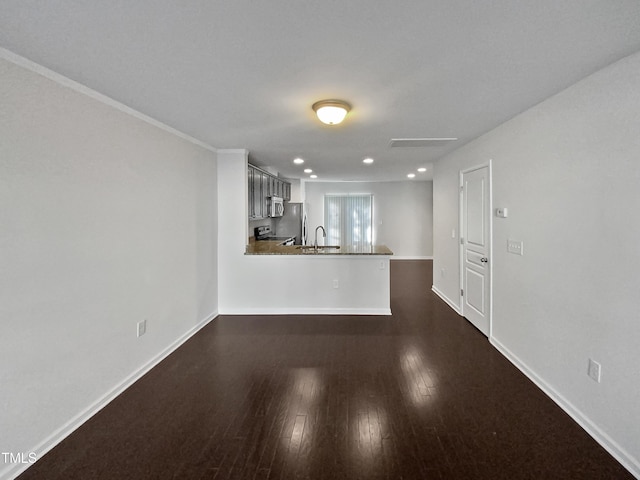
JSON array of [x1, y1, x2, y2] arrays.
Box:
[[19, 260, 631, 479]]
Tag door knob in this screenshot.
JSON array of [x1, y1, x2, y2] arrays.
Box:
[[480, 257, 488, 263]]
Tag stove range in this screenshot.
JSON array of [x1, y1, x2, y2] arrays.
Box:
[[254, 225, 295, 245]]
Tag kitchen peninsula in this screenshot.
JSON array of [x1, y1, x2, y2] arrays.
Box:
[[218, 151, 393, 316], [242, 239, 394, 315], [246, 241, 393, 256]]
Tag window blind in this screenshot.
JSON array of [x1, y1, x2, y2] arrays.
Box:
[[323, 194, 373, 247]]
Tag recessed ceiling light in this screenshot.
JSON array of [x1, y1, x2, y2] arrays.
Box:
[[304, 168, 313, 173], [310, 174, 318, 179], [293, 158, 304, 164], [407, 173, 416, 179], [312, 99, 351, 125], [363, 158, 374, 164], [417, 167, 427, 173]]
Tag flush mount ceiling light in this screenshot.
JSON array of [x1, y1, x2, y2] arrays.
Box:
[[293, 157, 304, 164], [417, 167, 427, 172], [310, 174, 318, 179], [312, 99, 351, 125], [363, 158, 374, 164], [304, 168, 313, 173], [407, 173, 416, 179]]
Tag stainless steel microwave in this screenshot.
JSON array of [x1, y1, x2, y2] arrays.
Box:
[[269, 196, 284, 217]]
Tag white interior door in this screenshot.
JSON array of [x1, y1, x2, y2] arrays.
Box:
[[461, 165, 491, 336]]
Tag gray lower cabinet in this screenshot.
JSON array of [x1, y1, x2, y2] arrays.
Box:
[[248, 164, 291, 219]]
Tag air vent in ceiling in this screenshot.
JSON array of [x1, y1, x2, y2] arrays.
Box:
[[389, 138, 458, 148]]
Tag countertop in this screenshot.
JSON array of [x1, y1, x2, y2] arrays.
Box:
[[245, 240, 393, 256]]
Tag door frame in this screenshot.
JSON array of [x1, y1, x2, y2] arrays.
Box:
[[458, 160, 493, 338]]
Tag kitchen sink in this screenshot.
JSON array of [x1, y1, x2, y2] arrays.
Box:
[[296, 245, 341, 253]]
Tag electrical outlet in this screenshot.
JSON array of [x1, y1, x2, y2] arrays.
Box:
[[587, 358, 601, 383], [333, 279, 339, 289], [137, 319, 147, 338], [507, 239, 524, 255], [379, 260, 385, 270], [496, 207, 508, 218]]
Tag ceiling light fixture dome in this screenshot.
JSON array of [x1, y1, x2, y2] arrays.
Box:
[[312, 99, 351, 125]]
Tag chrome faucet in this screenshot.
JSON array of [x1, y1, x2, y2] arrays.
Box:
[[314, 226, 326, 250]]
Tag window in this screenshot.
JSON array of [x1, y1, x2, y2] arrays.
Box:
[[323, 194, 373, 247]]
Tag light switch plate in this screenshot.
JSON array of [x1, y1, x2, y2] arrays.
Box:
[[507, 239, 524, 255], [137, 319, 147, 337], [588, 358, 601, 383]]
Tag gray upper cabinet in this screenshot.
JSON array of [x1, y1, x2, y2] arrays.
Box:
[[247, 167, 254, 218], [263, 173, 271, 198], [253, 169, 264, 218], [248, 166, 265, 219], [269, 177, 276, 198], [248, 164, 290, 219]]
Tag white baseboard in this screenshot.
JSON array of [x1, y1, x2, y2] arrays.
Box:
[[219, 307, 392, 316], [2, 311, 219, 480], [391, 256, 433, 260], [416, 287, 639, 479], [431, 285, 462, 315], [490, 337, 640, 479]]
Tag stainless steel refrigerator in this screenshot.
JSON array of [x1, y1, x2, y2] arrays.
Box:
[[276, 202, 307, 245]]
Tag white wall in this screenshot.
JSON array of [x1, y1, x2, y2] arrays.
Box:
[[285, 177, 303, 203], [218, 152, 390, 315], [304, 181, 433, 258], [0, 54, 218, 479], [432, 51, 640, 476]]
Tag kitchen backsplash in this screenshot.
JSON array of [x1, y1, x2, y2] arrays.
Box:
[[248, 217, 274, 239]]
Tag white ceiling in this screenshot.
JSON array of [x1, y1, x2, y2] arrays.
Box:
[[2, 1, 640, 182]]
